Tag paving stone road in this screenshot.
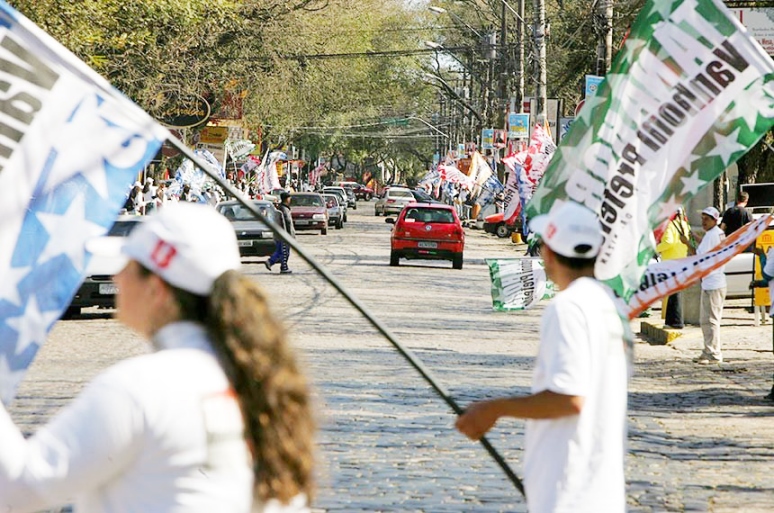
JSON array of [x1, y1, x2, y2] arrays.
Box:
[[9, 201, 774, 512]]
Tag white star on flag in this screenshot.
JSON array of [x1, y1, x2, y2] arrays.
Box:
[[36, 195, 106, 272], [680, 172, 706, 197], [705, 128, 746, 167], [655, 194, 684, 223], [0, 266, 31, 308], [6, 296, 60, 362]]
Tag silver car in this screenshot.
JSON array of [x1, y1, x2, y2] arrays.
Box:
[[375, 187, 415, 216]]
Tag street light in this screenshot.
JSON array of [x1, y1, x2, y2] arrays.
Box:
[[428, 5, 483, 39]]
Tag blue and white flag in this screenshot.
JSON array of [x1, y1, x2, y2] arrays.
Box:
[[0, 4, 168, 403]]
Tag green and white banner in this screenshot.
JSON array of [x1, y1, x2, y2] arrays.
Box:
[[487, 258, 555, 311], [526, 0, 774, 300]]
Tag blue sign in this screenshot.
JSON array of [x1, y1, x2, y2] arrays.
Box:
[[585, 75, 604, 98]]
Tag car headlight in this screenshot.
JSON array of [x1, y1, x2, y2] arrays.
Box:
[[312, 214, 326, 221]]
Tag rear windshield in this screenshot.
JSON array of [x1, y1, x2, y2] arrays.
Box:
[[107, 220, 142, 237], [323, 194, 339, 206], [290, 195, 324, 207], [218, 204, 272, 221], [404, 208, 455, 224], [389, 190, 414, 199]]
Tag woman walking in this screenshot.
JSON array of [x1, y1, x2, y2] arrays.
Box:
[[0, 203, 316, 512]]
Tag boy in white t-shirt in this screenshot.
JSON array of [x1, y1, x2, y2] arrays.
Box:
[[456, 201, 631, 513]]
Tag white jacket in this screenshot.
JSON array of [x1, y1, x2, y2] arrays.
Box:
[[0, 322, 262, 512]]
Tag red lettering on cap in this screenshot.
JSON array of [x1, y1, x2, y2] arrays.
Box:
[[150, 240, 177, 269], [546, 222, 557, 240]]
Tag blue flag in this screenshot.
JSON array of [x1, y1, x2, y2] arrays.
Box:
[[0, 4, 168, 403]]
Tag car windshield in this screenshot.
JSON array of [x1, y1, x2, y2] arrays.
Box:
[[389, 190, 414, 199], [404, 208, 455, 224], [107, 219, 142, 237], [323, 194, 339, 207], [218, 204, 272, 221], [291, 195, 324, 207]]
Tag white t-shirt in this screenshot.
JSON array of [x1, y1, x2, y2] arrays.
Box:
[[697, 225, 726, 290], [524, 277, 630, 513], [0, 322, 308, 513]]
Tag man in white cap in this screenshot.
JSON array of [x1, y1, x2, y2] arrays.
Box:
[[456, 201, 631, 513], [689, 206, 727, 364]]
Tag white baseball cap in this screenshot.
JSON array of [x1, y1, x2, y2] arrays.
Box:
[[701, 206, 720, 220], [122, 203, 241, 295], [529, 201, 604, 259]]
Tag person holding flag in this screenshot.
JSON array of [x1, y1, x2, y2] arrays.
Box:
[[0, 203, 315, 512], [456, 201, 631, 513], [687, 207, 727, 365]]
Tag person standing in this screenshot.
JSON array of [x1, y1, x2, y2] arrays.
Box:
[[689, 206, 727, 365], [456, 201, 631, 513], [0, 203, 315, 512], [142, 177, 157, 214], [656, 207, 692, 329], [720, 191, 752, 237], [265, 192, 295, 274]]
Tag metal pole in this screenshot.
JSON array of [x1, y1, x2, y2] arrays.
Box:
[[518, 0, 525, 112], [534, 0, 547, 122], [164, 134, 526, 497]]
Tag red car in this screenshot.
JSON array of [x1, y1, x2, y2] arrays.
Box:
[[386, 204, 465, 269], [289, 193, 328, 235]]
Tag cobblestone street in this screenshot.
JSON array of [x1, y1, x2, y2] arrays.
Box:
[[9, 205, 774, 512]]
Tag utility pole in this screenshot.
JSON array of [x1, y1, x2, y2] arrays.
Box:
[[517, 0, 525, 112], [534, 0, 547, 124], [595, 0, 614, 74], [498, 1, 508, 130]]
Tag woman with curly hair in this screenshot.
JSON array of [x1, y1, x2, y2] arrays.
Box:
[[0, 202, 315, 512]]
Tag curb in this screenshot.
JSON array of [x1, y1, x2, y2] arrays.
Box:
[[639, 321, 683, 345]]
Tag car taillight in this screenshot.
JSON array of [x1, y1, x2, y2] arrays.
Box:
[[387, 199, 395, 203]]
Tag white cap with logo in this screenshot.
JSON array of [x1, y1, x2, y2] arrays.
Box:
[[701, 206, 720, 220], [122, 203, 241, 296], [528, 201, 604, 259]]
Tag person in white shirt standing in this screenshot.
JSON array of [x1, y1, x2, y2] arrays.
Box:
[[688, 206, 727, 365], [456, 201, 631, 513], [0, 203, 315, 513]]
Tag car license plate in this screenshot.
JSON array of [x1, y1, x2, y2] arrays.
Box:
[[418, 241, 438, 249], [99, 283, 118, 295], [295, 220, 310, 225], [238, 240, 253, 247]]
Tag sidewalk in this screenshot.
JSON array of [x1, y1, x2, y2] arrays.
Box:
[[626, 300, 774, 512]]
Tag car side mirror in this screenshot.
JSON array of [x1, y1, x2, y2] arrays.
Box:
[[385, 218, 395, 225]]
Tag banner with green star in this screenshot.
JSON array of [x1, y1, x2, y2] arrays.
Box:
[[526, 0, 774, 300]]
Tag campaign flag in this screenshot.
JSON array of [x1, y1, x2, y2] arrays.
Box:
[[622, 215, 772, 319], [0, 5, 167, 402], [309, 162, 326, 187], [516, 125, 556, 235], [487, 258, 556, 311], [526, 0, 774, 300], [502, 153, 525, 223], [438, 164, 474, 187], [476, 175, 505, 207], [175, 148, 224, 191]]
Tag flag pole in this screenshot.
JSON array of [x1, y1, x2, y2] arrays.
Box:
[[165, 135, 526, 497]]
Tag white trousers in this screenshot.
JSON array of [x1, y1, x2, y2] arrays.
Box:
[[700, 287, 726, 360]]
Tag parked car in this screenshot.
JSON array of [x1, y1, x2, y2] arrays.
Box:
[[216, 200, 280, 258], [321, 187, 348, 222], [353, 183, 374, 201], [289, 192, 328, 235], [323, 193, 345, 229], [375, 187, 415, 216], [410, 188, 442, 204], [386, 204, 465, 269], [483, 211, 518, 238], [335, 181, 374, 201], [66, 216, 146, 317], [324, 186, 356, 210]]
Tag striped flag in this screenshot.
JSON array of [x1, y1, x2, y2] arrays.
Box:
[[0, 4, 168, 403]]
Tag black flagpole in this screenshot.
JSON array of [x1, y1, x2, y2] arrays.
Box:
[[164, 136, 526, 497]]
